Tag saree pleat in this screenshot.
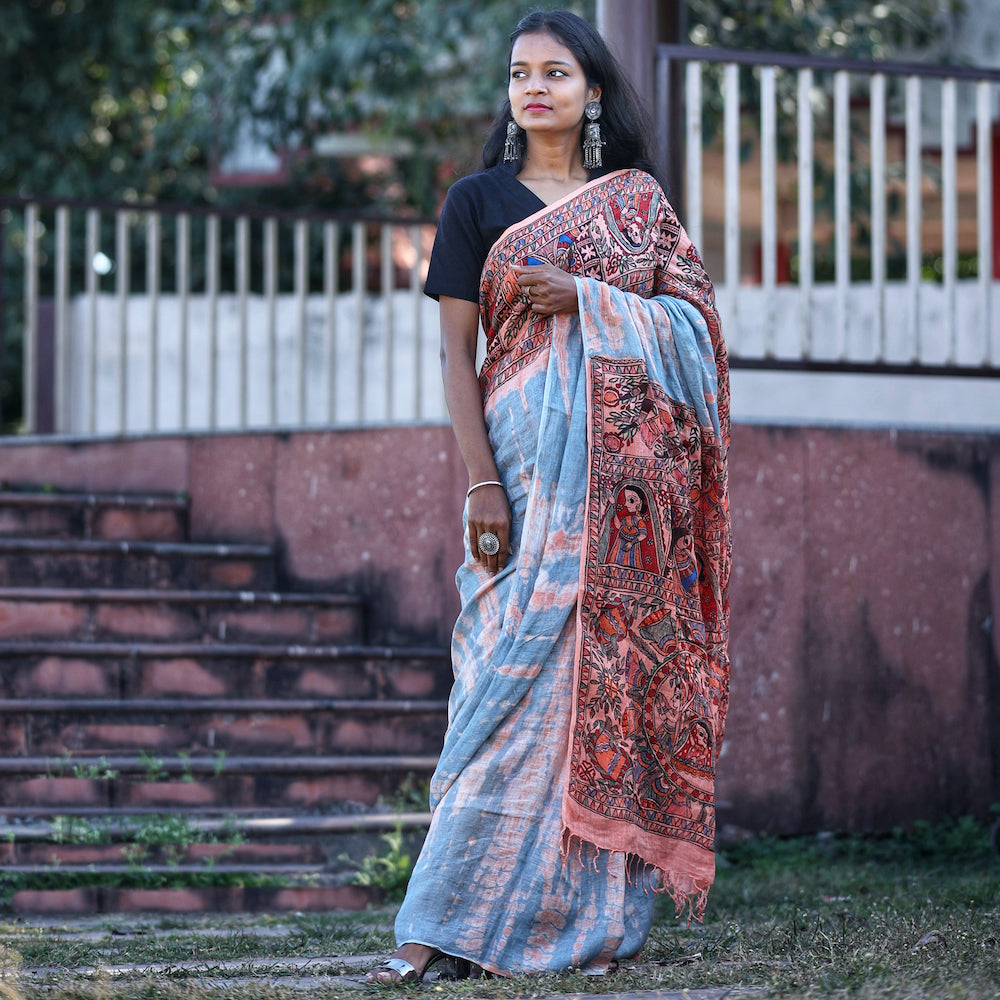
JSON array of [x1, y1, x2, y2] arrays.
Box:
[[395, 169, 729, 974]]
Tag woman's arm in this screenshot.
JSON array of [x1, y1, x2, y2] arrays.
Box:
[[439, 296, 511, 574]]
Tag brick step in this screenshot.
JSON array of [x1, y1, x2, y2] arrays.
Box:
[[2, 696, 448, 756], [1, 810, 431, 870], [0, 587, 364, 643], [0, 538, 275, 590], [0, 490, 188, 541], [0, 640, 452, 701], [0, 810, 432, 914], [0, 754, 440, 810]]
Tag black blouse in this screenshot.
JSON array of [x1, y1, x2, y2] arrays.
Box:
[[423, 163, 545, 304]]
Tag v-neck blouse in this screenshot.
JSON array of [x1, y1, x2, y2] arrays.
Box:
[[424, 162, 602, 305]]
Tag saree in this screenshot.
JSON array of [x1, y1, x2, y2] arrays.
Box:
[[395, 168, 730, 975]]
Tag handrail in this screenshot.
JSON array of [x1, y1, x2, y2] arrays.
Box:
[[657, 43, 1000, 82], [0, 193, 437, 228]]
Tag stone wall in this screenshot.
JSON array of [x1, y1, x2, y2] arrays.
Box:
[[2, 422, 997, 834]]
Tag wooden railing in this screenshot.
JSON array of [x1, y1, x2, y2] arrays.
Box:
[[657, 44, 1000, 375]]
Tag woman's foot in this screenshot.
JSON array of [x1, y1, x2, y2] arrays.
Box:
[[364, 943, 447, 985]]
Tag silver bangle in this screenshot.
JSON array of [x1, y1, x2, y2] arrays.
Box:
[[467, 480, 503, 498]]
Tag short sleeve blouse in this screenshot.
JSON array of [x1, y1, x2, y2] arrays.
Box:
[[423, 164, 543, 304]]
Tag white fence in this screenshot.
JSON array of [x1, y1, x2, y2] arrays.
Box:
[[3, 47, 1000, 436]]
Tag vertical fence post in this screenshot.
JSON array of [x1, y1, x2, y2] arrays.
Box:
[[146, 212, 161, 431], [976, 80, 994, 365], [906, 75, 922, 363], [870, 74, 887, 363], [685, 60, 703, 253], [723, 62, 740, 352], [115, 209, 130, 434], [236, 215, 249, 427], [324, 221, 339, 423], [797, 67, 815, 358], [23, 204, 38, 433], [55, 206, 70, 433]]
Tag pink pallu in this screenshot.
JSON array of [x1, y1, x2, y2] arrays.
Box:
[[480, 168, 731, 917]]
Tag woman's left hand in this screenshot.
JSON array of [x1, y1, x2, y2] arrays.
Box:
[[513, 263, 578, 316]]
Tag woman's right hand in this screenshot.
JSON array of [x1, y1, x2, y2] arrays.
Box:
[[468, 483, 511, 575]]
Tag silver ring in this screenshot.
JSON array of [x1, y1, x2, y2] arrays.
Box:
[[478, 531, 500, 556]]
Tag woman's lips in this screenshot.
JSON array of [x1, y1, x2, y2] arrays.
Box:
[[524, 104, 551, 112]]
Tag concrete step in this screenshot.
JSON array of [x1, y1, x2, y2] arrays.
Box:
[[0, 490, 188, 542], [0, 587, 364, 644], [0, 538, 276, 589], [2, 696, 448, 756], [0, 640, 452, 701]]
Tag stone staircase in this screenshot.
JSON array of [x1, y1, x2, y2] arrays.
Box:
[[0, 488, 451, 914]]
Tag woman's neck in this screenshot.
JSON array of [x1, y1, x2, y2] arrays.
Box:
[[518, 138, 587, 182]]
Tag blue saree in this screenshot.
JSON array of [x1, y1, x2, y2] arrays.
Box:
[[395, 169, 730, 975]]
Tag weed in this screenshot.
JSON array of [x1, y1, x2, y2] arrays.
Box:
[[339, 821, 413, 902], [137, 751, 167, 783]]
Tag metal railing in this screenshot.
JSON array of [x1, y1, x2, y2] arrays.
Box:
[[3, 48, 1000, 437], [657, 44, 1000, 376]]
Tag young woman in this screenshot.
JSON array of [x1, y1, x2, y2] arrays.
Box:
[[366, 9, 731, 983]]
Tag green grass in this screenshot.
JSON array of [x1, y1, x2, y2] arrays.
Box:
[[1, 816, 997, 999]]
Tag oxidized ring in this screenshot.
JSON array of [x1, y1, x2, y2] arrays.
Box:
[[478, 531, 500, 556]]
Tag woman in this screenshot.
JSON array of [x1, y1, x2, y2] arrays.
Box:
[[366, 9, 730, 983]]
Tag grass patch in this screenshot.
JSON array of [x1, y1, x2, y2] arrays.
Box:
[[0, 816, 996, 999]]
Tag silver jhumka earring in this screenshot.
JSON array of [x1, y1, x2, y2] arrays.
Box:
[[582, 100, 604, 169], [503, 120, 522, 163]]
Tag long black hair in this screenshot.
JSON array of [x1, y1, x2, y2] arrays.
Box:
[[482, 9, 659, 180]]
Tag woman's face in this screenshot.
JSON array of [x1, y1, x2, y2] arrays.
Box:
[[508, 31, 600, 144], [623, 488, 642, 514]]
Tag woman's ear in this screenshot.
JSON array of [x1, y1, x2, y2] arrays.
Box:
[[588, 85, 602, 104]]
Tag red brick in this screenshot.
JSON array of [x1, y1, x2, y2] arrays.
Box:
[[122, 780, 219, 807], [211, 715, 312, 750], [139, 659, 227, 697], [107, 887, 245, 913], [187, 842, 325, 864], [10, 888, 99, 914], [312, 606, 359, 641], [19, 844, 127, 865], [207, 561, 259, 588], [72, 724, 182, 751], [94, 603, 189, 640], [385, 664, 439, 698], [0, 719, 26, 754], [208, 607, 308, 640], [0, 600, 87, 639], [295, 667, 370, 698], [14, 777, 104, 807], [22, 657, 115, 697], [250, 885, 378, 911], [93, 508, 184, 542], [281, 775, 382, 808]]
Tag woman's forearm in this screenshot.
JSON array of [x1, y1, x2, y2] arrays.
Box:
[[441, 348, 498, 485]]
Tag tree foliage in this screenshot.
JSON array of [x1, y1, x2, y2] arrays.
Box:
[[685, 0, 960, 60], [0, 0, 963, 214]]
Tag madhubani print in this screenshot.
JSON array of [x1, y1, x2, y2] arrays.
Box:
[[476, 168, 730, 917], [570, 355, 728, 857], [479, 170, 710, 402]]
